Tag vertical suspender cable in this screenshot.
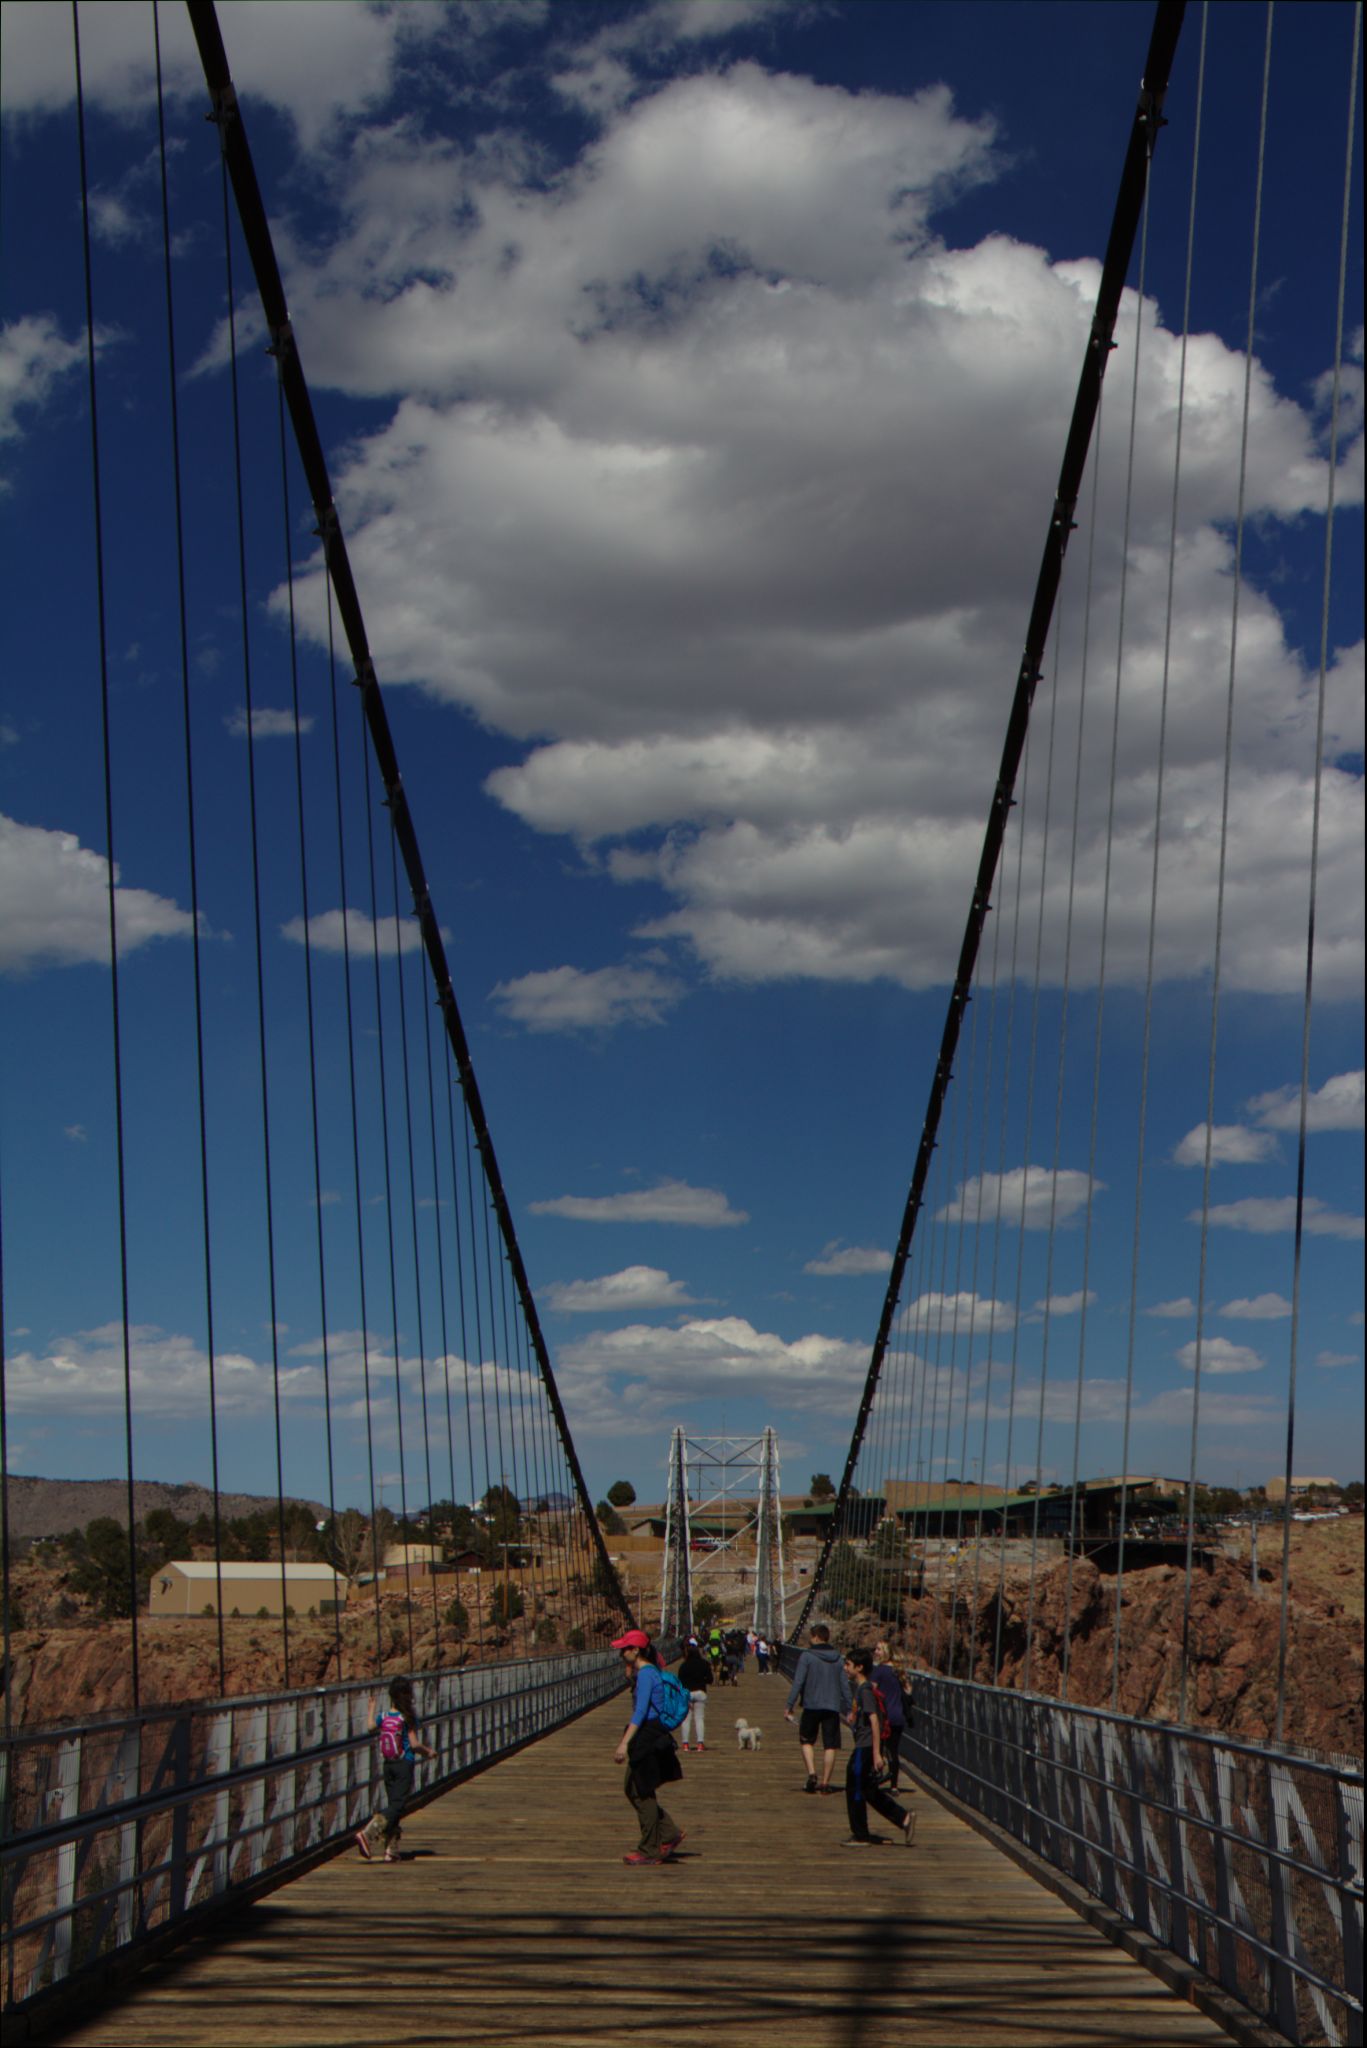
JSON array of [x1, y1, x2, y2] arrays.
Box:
[[389, 832, 442, 1649], [153, 0, 226, 1690], [73, 2, 140, 1707], [361, 738, 416, 1664], [275, 373, 343, 1680], [1274, 0, 1360, 1747], [1113, 0, 1207, 1710], [1181, 1, 1273, 1728], [1053, 396, 1107, 1704], [445, 1059, 487, 1657], [1080, 163, 1150, 1710], [418, 963, 462, 1612], [991, 723, 1035, 1682], [325, 576, 385, 1674], [217, 135, 293, 1681], [964, 780, 1012, 1677], [1017, 624, 1066, 1697]]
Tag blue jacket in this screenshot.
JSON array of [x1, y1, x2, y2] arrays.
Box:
[[786, 1644, 851, 1714], [631, 1663, 666, 1724]]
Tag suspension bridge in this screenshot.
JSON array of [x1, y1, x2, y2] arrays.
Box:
[[0, 3, 1361, 2044]]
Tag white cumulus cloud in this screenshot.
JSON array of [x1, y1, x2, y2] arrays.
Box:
[[1146, 1297, 1196, 1318], [1195, 1196, 1365, 1242], [804, 1242, 892, 1277], [530, 1178, 748, 1226], [1219, 1294, 1293, 1321], [938, 1166, 1100, 1230], [1176, 1336, 1266, 1376], [0, 814, 196, 974], [491, 962, 683, 1032], [1248, 1070, 1365, 1133], [907, 1291, 1016, 1333], [545, 1265, 697, 1314], [1172, 1123, 1280, 1168], [225, 707, 315, 740], [280, 907, 438, 958], [241, 49, 1362, 1005]]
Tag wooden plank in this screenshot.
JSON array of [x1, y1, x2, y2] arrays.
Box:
[[52, 1671, 1234, 2047]]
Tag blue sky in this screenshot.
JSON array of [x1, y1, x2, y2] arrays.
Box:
[[0, 0, 1361, 1521]]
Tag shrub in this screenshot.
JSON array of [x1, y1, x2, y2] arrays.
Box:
[[256, 1607, 270, 1620], [566, 1626, 586, 1651], [201, 1604, 215, 1618], [534, 1618, 558, 1646], [444, 1598, 470, 1639], [490, 1583, 524, 1624]]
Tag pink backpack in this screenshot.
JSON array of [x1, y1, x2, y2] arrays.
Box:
[[378, 1710, 407, 1761]]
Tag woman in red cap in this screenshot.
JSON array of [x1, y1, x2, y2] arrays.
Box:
[[611, 1629, 685, 1865]]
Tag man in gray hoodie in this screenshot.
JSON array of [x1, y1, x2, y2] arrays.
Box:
[[784, 1623, 853, 1794]]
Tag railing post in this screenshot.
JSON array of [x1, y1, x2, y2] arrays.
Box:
[[49, 1735, 82, 1985], [1333, 1771, 1362, 2048], [1267, 1756, 1305, 2043], [1164, 1727, 1192, 1965]]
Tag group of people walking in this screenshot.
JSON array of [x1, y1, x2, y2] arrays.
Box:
[[354, 1622, 916, 1867], [610, 1620, 917, 1863], [784, 1627, 917, 1846]]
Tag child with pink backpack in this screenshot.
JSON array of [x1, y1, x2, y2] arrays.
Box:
[[356, 1677, 436, 1863]]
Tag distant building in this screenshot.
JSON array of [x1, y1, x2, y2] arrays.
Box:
[[381, 1543, 442, 1576], [1267, 1475, 1338, 1503], [149, 1561, 346, 1617]]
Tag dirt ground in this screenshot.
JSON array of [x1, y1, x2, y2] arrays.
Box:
[[1220, 1512, 1364, 1624]]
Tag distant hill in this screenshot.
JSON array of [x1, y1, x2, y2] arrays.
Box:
[[4, 1475, 329, 1547]]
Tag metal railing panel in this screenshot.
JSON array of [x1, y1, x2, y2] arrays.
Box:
[[906, 1670, 1363, 2048], [1, 1651, 624, 2018]]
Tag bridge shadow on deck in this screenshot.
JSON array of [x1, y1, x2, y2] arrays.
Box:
[[51, 1673, 1231, 2048]]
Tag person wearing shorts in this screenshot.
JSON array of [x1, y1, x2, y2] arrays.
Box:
[[783, 1622, 851, 1794]]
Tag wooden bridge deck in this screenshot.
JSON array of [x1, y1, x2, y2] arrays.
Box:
[[53, 1670, 1236, 2048]]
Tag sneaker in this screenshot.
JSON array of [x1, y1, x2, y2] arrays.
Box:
[[805, 1774, 818, 1794], [658, 1831, 687, 1859], [681, 1742, 691, 1751], [354, 1829, 373, 1861], [622, 1851, 657, 1865], [695, 1742, 705, 1752], [819, 1784, 836, 1796], [383, 1851, 398, 1863], [902, 1813, 917, 1847], [841, 1836, 876, 1846]]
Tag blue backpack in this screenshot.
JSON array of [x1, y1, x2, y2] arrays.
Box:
[[655, 1670, 691, 1731]]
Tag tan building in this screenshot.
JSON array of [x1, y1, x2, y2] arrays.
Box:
[[1266, 1475, 1338, 1503], [148, 1560, 346, 1617], [381, 1543, 443, 1576]]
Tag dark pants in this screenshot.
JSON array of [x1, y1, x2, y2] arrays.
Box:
[[624, 1767, 678, 1855], [884, 1724, 904, 1789], [845, 1747, 909, 1840], [380, 1757, 414, 1844]]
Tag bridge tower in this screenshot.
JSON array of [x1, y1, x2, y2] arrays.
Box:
[[658, 1428, 787, 1642], [660, 1425, 694, 1639], [752, 1425, 787, 1644]]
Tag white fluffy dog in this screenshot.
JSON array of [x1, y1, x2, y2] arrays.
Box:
[[735, 1718, 763, 1751]]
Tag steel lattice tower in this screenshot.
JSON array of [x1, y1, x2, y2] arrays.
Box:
[[658, 1426, 787, 1642]]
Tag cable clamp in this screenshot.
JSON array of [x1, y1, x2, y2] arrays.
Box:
[[352, 657, 377, 693], [207, 84, 239, 132], [267, 319, 296, 362]]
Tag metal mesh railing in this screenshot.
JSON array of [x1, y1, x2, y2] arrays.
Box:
[[908, 1671, 1363, 2048], [1, 1651, 624, 2018]]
